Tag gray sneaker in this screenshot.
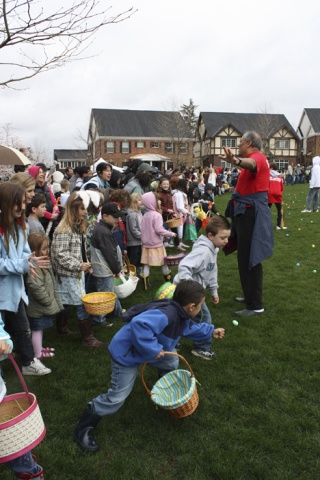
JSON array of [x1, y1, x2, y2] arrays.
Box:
[[191, 350, 216, 360], [22, 358, 51, 376]]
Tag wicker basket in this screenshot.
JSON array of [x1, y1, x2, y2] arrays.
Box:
[[141, 352, 199, 418], [166, 217, 182, 228], [81, 292, 116, 315], [0, 355, 46, 463], [164, 253, 186, 267], [122, 255, 137, 277]]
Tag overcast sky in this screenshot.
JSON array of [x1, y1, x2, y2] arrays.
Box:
[[1, 0, 319, 162]]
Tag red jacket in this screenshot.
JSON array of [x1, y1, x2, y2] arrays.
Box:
[[268, 171, 284, 204]]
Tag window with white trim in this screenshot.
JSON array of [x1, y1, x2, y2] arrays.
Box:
[[136, 141, 145, 148], [165, 142, 174, 154], [179, 143, 188, 154], [222, 138, 237, 148], [275, 139, 290, 149], [151, 141, 160, 148], [105, 141, 115, 153], [121, 141, 130, 154]]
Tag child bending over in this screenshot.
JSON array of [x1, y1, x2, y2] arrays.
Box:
[[74, 280, 225, 453]]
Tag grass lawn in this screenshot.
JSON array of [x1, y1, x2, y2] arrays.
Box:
[[2, 183, 320, 480]]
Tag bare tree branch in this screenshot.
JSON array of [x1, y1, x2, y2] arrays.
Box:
[[0, 0, 137, 87]]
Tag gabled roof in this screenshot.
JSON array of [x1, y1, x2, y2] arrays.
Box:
[[199, 112, 299, 140], [303, 108, 320, 133], [54, 149, 88, 160], [91, 109, 193, 138]]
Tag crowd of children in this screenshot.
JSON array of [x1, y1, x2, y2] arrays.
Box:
[[0, 161, 231, 475]]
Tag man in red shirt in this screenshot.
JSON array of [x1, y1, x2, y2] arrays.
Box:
[[220, 131, 273, 316]]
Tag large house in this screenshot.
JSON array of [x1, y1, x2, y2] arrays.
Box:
[[54, 149, 88, 170], [87, 108, 194, 170], [296, 108, 320, 165], [194, 112, 300, 169]]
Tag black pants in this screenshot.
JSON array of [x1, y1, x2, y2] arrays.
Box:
[[127, 245, 142, 268], [4, 300, 34, 367], [233, 208, 263, 310], [268, 202, 282, 227]]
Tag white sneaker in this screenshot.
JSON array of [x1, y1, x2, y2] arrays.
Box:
[[22, 358, 51, 376], [163, 242, 170, 247], [177, 245, 186, 252], [276, 226, 281, 230], [180, 242, 190, 249], [301, 209, 311, 213], [282, 226, 287, 230], [314, 209, 319, 213]]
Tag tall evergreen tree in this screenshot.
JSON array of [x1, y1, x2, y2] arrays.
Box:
[[180, 99, 198, 137]]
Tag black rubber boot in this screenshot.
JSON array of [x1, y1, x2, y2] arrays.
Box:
[[73, 403, 102, 453], [163, 270, 172, 283]]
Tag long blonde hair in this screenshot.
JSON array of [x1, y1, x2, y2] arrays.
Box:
[[10, 172, 36, 190], [55, 192, 87, 234], [129, 193, 142, 211]]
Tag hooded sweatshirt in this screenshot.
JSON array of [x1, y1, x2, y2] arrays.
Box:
[[268, 169, 284, 204], [108, 299, 214, 367], [310, 156, 320, 188], [173, 234, 219, 296], [141, 192, 175, 248]]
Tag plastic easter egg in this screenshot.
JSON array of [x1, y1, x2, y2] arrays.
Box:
[[232, 320, 239, 326], [153, 282, 176, 300]]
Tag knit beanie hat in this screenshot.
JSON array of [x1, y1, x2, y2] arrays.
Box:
[[28, 165, 40, 179]]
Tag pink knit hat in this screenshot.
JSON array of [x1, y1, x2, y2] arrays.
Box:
[[28, 165, 41, 179]]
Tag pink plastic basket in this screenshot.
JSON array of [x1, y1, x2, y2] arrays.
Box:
[[0, 354, 46, 463]]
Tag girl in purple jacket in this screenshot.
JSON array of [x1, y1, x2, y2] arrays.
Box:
[[140, 192, 176, 289]]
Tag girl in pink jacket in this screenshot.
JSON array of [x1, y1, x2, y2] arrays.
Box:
[[140, 192, 176, 289]]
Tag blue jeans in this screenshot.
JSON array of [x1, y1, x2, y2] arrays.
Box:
[[63, 304, 89, 321], [192, 301, 212, 352], [5, 451, 41, 475], [92, 354, 179, 417], [306, 187, 319, 211], [91, 276, 123, 325], [286, 174, 293, 185]]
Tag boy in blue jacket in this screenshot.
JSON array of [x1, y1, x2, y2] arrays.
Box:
[[74, 280, 225, 453]]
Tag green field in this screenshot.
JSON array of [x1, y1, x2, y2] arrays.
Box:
[[2, 183, 319, 480]]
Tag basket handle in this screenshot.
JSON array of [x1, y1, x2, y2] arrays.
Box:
[[122, 254, 131, 274], [141, 351, 195, 397], [7, 354, 30, 396], [90, 261, 112, 276]]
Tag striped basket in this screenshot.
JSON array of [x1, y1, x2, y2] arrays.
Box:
[[141, 352, 199, 418], [0, 355, 46, 463], [164, 253, 186, 267]]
